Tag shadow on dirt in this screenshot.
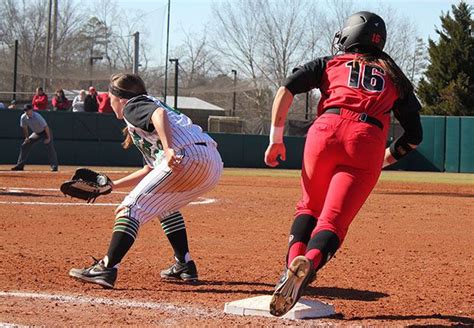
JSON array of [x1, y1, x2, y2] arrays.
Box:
[[161, 280, 388, 302], [305, 286, 388, 301], [0, 191, 52, 197]]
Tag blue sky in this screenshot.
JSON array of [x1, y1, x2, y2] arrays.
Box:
[[111, 0, 470, 66]]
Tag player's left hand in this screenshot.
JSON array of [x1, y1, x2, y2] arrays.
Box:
[[44, 137, 51, 144], [265, 143, 286, 167]]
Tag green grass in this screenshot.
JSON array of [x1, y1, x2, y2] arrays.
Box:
[[223, 168, 474, 185], [379, 171, 474, 185]]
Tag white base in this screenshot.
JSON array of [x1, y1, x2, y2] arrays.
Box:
[[224, 295, 335, 320]]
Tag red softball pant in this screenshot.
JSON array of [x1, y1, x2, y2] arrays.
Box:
[[295, 112, 387, 244]]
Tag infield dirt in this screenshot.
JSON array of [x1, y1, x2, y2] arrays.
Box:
[[0, 166, 472, 327]]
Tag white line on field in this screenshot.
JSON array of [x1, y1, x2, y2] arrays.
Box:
[[0, 291, 218, 317], [0, 323, 29, 328], [0, 197, 216, 206], [0, 170, 133, 174], [0, 186, 128, 194]]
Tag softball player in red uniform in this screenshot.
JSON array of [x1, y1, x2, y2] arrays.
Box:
[[265, 11, 423, 316], [69, 73, 223, 288]]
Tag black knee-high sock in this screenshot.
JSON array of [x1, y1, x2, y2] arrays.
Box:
[[105, 216, 140, 268], [305, 230, 340, 271], [161, 212, 189, 263], [286, 214, 317, 266]]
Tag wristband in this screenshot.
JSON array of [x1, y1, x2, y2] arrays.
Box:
[[270, 125, 284, 144]]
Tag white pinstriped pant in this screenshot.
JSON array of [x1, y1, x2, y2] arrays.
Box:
[[120, 143, 223, 224]]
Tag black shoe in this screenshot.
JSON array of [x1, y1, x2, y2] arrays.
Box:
[[51, 166, 58, 172], [269, 256, 315, 317], [69, 257, 117, 289], [11, 166, 23, 171], [160, 259, 198, 282]]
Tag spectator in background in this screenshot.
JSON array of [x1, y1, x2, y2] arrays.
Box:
[[8, 100, 17, 109], [84, 86, 99, 112], [98, 92, 113, 113], [52, 89, 70, 111], [72, 90, 86, 112], [11, 104, 59, 172], [0, 102, 6, 109], [32, 87, 49, 110]]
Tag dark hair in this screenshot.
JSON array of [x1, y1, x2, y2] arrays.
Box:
[[55, 89, 67, 100], [109, 73, 147, 99], [23, 104, 33, 111], [349, 50, 413, 100], [110, 73, 148, 149]]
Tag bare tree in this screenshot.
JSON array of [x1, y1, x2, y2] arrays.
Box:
[[0, 0, 49, 94], [376, 4, 419, 75], [0, 0, 151, 94], [257, 0, 310, 86], [305, 0, 356, 58], [212, 0, 314, 133], [171, 30, 221, 90]]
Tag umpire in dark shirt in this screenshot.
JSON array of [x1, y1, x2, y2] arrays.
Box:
[[11, 104, 59, 171]]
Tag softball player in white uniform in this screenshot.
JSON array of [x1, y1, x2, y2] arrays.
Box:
[[69, 73, 223, 288]]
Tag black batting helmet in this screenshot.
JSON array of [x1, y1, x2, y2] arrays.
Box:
[[333, 11, 386, 53]]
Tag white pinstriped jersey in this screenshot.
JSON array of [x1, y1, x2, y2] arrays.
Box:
[[120, 95, 224, 222], [123, 95, 216, 168]]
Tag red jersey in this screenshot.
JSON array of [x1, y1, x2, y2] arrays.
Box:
[[283, 53, 423, 142], [317, 53, 398, 120]]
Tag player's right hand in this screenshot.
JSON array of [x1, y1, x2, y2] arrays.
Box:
[[264, 143, 286, 167], [165, 148, 184, 172]]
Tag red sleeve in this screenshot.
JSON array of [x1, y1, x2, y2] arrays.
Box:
[[38, 95, 48, 109]]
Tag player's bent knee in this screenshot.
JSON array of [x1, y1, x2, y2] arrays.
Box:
[[114, 208, 140, 241], [160, 211, 186, 235]]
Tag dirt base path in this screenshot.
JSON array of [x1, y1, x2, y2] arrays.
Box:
[[0, 167, 472, 326]]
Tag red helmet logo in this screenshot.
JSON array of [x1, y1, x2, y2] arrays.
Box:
[[372, 33, 381, 43]]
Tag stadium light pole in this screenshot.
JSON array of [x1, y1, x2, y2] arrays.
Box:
[[132, 32, 140, 74], [12, 40, 18, 101], [163, 0, 171, 103], [231, 69, 237, 116], [169, 58, 179, 109], [89, 53, 103, 87], [42, 0, 53, 91]]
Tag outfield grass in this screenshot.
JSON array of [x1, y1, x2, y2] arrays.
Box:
[[2, 165, 471, 186], [223, 168, 474, 185]]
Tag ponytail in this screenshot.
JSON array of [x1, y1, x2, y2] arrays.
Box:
[[109, 73, 147, 149], [122, 127, 133, 149], [355, 51, 413, 100]]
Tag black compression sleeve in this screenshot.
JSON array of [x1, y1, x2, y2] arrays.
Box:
[[283, 57, 331, 95], [392, 92, 423, 145]]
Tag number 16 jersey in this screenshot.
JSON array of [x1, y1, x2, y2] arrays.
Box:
[[284, 53, 400, 125]]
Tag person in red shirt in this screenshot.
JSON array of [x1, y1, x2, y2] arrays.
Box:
[[32, 87, 49, 110], [97, 92, 113, 113], [265, 11, 423, 317], [52, 89, 70, 111]]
